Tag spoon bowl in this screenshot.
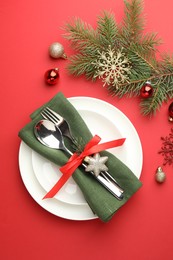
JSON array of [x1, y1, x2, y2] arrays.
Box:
[[34, 119, 72, 154]]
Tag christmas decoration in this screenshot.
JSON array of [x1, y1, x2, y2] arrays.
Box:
[[92, 46, 131, 88], [43, 135, 125, 199], [168, 102, 173, 122], [49, 42, 67, 59], [155, 167, 166, 183], [44, 68, 59, 85], [140, 82, 153, 98], [63, 0, 173, 116], [84, 153, 108, 177], [159, 128, 173, 165]]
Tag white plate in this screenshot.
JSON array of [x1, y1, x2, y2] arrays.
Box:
[[32, 151, 87, 205], [19, 142, 96, 220], [19, 97, 143, 220]]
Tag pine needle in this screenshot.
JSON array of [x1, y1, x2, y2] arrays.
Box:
[[63, 0, 173, 116]]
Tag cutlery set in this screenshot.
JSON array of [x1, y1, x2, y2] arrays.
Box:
[[34, 107, 124, 200]]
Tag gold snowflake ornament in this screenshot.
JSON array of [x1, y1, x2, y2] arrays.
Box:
[[93, 46, 131, 88], [84, 153, 108, 177]]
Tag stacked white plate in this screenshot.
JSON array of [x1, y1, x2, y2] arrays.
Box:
[[19, 97, 143, 221]]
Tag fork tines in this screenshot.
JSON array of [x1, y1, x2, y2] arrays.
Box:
[[41, 107, 63, 124]]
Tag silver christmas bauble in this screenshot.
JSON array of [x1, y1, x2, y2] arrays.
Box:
[[155, 167, 166, 183], [49, 42, 67, 59]]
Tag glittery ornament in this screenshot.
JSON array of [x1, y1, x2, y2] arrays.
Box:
[[49, 42, 67, 59], [84, 153, 108, 177], [92, 46, 131, 88], [155, 167, 166, 183], [159, 128, 173, 166], [44, 68, 59, 85], [140, 82, 153, 98], [168, 102, 173, 122]]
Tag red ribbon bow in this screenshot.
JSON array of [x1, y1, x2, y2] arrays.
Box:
[[43, 135, 125, 199]]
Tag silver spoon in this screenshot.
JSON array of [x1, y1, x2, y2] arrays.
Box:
[[34, 119, 124, 200], [34, 119, 72, 155]]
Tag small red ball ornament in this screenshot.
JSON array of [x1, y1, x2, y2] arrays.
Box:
[[140, 82, 153, 98], [44, 68, 59, 85], [168, 102, 173, 122]]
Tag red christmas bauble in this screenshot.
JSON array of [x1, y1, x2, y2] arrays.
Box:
[[140, 82, 153, 98], [168, 102, 173, 122], [44, 68, 59, 85]]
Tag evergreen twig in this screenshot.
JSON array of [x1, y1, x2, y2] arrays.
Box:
[[63, 0, 173, 116]]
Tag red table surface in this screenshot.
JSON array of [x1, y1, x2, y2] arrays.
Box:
[[1, 0, 173, 259]]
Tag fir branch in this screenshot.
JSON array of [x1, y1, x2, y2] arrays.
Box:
[[108, 80, 144, 97], [140, 32, 161, 53], [109, 67, 173, 110], [63, 0, 173, 116], [140, 87, 163, 116], [128, 48, 153, 76], [63, 18, 102, 52], [140, 72, 173, 115], [67, 53, 96, 79], [97, 11, 118, 47], [128, 34, 161, 65], [121, 0, 144, 43], [119, 0, 161, 57], [161, 53, 173, 72]]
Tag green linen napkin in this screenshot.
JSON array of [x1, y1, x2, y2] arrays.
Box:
[[19, 92, 142, 222]]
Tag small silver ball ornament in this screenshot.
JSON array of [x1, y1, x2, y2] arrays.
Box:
[[155, 167, 166, 183], [49, 42, 67, 59]]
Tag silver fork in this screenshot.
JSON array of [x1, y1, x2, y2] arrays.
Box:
[[41, 106, 124, 199], [41, 107, 75, 142]]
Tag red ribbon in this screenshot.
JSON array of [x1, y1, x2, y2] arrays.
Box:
[[43, 135, 125, 199]]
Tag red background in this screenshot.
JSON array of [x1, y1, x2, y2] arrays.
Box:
[[1, 0, 173, 259]]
